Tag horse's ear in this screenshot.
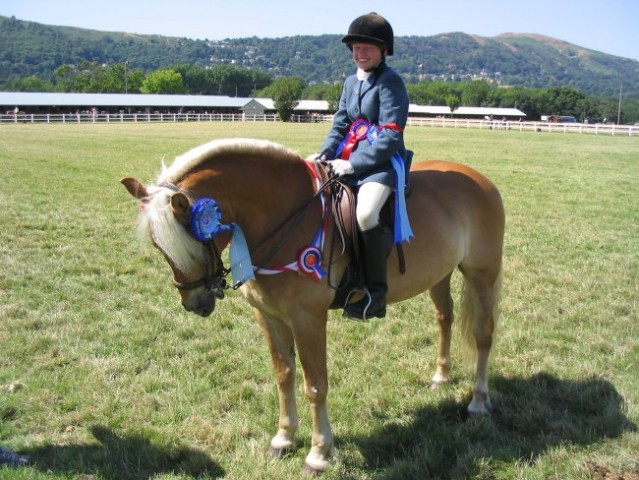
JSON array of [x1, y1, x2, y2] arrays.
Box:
[[170, 193, 191, 226], [120, 177, 148, 200]]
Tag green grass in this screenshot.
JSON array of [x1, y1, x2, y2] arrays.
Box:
[[1, 122, 638, 479]]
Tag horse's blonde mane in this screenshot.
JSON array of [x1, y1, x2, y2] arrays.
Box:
[[157, 137, 300, 185], [142, 138, 300, 274], [139, 186, 205, 274]]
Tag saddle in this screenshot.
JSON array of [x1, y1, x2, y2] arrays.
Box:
[[313, 163, 409, 309]]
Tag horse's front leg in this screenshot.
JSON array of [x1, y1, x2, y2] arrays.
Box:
[[254, 309, 299, 455], [293, 312, 333, 473]]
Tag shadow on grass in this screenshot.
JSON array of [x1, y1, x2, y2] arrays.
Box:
[[23, 425, 224, 479], [347, 372, 636, 479]]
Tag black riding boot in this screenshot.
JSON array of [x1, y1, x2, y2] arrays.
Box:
[[343, 224, 388, 320]]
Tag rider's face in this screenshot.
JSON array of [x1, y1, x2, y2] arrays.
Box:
[[351, 43, 384, 71]]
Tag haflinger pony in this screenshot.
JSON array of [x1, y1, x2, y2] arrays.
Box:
[[121, 137, 504, 473]]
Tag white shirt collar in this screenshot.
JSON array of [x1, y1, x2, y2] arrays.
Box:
[[357, 68, 373, 81]]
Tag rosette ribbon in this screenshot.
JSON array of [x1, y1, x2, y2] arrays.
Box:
[[334, 120, 414, 244], [190, 198, 256, 286]]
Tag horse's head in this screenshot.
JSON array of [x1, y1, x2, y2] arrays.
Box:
[[121, 177, 230, 317]]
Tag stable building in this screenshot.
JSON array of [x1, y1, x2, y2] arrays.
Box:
[[1, 91, 248, 114]]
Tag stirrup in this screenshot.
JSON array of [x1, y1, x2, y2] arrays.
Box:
[[343, 288, 381, 322], [343, 288, 370, 321]]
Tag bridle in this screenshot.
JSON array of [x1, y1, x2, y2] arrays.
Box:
[[155, 182, 232, 299], [171, 240, 231, 299]]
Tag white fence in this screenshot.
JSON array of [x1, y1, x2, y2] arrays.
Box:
[[0, 112, 280, 124], [406, 117, 639, 137], [1, 111, 637, 137]]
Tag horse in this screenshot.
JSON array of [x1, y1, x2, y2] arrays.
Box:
[[121, 137, 504, 473]]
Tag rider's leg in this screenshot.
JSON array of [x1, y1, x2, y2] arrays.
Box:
[[344, 182, 392, 320]]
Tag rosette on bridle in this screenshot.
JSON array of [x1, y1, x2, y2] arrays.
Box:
[[191, 198, 255, 286], [191, 198, 232, 241]]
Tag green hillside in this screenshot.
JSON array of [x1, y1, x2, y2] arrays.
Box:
[[1, 15, 637, 97]]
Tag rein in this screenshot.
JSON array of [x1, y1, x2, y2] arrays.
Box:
[[249, 172, 338, 269]]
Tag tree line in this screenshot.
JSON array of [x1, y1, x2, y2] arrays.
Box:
[[4, 62, 638, 123]]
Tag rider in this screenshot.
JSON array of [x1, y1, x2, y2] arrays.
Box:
[[315, 12, 410, 321]]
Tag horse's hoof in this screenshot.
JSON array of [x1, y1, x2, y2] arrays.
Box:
[[428, 373, 451, 390], [304, 459, 330, 476], [268, 445, 296, 458], [304, 463, 324, 476], [304, 450, 331, 474], [428, 380, 444, 390], [467, 396, 493, 416]]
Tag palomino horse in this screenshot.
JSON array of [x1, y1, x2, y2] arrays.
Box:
[[121, 138, 504, 473]]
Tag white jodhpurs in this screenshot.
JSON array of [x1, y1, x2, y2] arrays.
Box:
[[356, 182, 392, 231]]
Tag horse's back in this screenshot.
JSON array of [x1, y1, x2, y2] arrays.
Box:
[[411, 160, 501, 200], [389, 160, 504, 300], [409, 160, 504, 229]]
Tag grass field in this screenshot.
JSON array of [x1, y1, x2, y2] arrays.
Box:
[[1, 122, 638, 479]]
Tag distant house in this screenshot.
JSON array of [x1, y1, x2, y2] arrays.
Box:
[[242, 98, 330, 117], [241, 98, 271, 116]]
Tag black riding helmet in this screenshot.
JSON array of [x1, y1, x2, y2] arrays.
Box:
[[342, 12, 394, 56]]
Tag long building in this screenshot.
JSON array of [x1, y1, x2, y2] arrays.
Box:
[[0, 91, 526, 119]]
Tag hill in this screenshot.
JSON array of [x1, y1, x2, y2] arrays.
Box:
[[1, 15, 637, 97]]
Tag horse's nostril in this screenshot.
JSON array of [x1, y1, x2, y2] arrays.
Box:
[[197, 306, 213, 317]]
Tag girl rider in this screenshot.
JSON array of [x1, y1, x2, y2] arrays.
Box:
[[315, 12, 411, 321]]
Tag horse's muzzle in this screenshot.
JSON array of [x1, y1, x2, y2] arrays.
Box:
[[181, 289, 216, 317]]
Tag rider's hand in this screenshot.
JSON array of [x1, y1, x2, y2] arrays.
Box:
[[307, 152, 328, 162], [327, 160, 354, 177]]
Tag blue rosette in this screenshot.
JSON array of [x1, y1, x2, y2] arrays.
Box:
[[190, 198, 231, 241]]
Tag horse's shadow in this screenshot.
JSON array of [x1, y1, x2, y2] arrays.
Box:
[[345, 372, 636, 478], [22, 425, 225, 479]]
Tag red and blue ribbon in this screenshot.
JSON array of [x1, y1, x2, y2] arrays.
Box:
[[335, 120, 414, 244]]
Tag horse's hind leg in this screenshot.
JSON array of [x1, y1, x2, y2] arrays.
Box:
[[254, 310, 299, 455], [428, 273, 454, 388], [459, 267, 502, 415]]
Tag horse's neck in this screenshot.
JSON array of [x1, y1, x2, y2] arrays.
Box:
[[196, 156, 317, 244]]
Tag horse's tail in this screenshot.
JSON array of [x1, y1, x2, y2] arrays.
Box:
[[459, 266, 503, 356]]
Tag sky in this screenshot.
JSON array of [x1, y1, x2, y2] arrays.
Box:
[[1, 0, 638, 61]]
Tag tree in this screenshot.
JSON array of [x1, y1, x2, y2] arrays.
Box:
[[325, 83, 342, 113], [304, 83, 342, 112], [541, 86, 587, 118], [140, 69, 186, 94], [407, 81, 454, 106], [50, 61, 145, 93], [262, 76, 306, 121], [446, 94, 460, 112], [460, 80, 491, 106], [7, 75, 54, 92], [203, 65, 272, 97]]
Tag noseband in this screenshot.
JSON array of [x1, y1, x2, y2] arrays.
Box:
[[172, 241, 231, 299]]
